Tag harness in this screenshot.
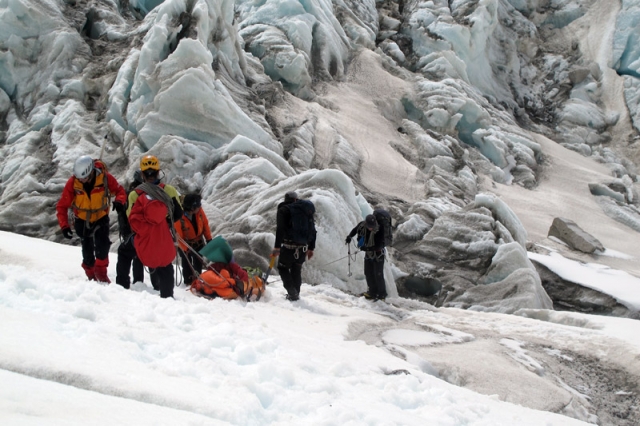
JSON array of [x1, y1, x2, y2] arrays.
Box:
[[364, 248, 386, 261], [71, 169, 110, 227], [282, 242, 308, 260], [179, 213, 205, 249]]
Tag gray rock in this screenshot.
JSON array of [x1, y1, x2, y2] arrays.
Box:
[[548, 217, 605, 253], [569, 68, 591, 85]]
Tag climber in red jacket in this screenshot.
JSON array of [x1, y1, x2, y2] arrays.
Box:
[[56, 155, 126, 283], [127, 155, 182, 298]]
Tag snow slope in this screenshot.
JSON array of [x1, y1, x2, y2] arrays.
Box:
[[2, 231, 640, 425]]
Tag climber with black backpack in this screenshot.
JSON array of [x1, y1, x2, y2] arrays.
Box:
[[115, 170, 145, 289], [345, 209, 392, 301], [271, 191, 317, 301]]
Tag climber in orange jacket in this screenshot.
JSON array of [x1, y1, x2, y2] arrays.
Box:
[[56, 155, 126, 283], [174, 193, 212, 285]]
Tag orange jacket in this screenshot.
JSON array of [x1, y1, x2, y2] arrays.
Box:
[[174, 208, 212, 250], [196, 269, 237, 298], [56, 164, 126, 228]]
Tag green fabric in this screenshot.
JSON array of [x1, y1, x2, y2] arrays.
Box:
[[200, 235, 233, 263], [244, 266, 262, 278]]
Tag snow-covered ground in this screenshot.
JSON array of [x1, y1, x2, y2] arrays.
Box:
[[2, 231, 640, 425]]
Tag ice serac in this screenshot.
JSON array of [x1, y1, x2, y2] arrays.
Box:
[[107, 0, 279, 152], [614, 0, 640, 132], [236, 0, 363, 98], [410, 192, 547, 312], [474, 193, 527, 249], [129, 0, 166, 17], [135, 38, 276, 151], [402, 75, 540, 187], [458, 242, 553, 313]]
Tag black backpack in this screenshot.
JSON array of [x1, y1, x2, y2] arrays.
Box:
[[373, 209, 393, 247], [286, 199, 316, 245]]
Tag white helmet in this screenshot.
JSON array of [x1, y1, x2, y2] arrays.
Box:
[[73, 155, 94, 179]]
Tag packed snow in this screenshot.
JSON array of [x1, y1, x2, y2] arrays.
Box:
[[2, 231, 640, 425]]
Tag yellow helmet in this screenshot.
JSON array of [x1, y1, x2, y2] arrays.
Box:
[[140, 155, 160, 172]]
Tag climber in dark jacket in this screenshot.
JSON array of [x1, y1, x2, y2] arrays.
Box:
[[346, 214, 387, 301], [115, 170, 145, 289], [272, 191, 316, 301]]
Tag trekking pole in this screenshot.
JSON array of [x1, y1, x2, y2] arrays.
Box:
[[347, 244, 352, 277]]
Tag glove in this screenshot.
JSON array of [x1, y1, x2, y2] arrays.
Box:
[[62, 227, 73, 239], [307, 250, 314, 260], [112, 201, 125, 213], [345, 236, 351, 244], [271, 248, 280, 257]]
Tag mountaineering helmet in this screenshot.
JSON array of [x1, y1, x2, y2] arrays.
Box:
[[73, 155, 94, 180], [284, 191, 298, 202], [140, 155, 160, 172], [365, 214, 377, 229]]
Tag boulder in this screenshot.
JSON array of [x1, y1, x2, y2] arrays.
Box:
[[548, 217, 604, 253], [569, 68, 591, 85]]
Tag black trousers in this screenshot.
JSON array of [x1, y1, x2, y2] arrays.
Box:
[[179, 249, 203, 285], [150, 264, 174, 298], [277, 246, 306, 297], [115, 235, 144, 289], [364, 252, 386, 298], [74, 216, 111, 266]]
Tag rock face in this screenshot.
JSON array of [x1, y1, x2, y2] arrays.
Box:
[[548, 217, 605, 253]]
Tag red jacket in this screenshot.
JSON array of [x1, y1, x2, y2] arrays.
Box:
[[210, 261, 249, 282], [56, 164, 126, 228], [129, 189, 176, 268]]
